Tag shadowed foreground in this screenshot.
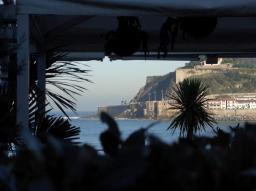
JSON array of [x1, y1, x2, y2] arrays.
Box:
[[0, 112, 256, 191]]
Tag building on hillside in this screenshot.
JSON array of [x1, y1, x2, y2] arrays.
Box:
[[206, 98, 227, 110], [226, 98, 236, 109], [143, 95, 256, 119], [249, 100, 256, 109], [144, 101, 158, 118], [234, 100, 250, 109], [200, 57, 223, 65], [144, 100, 176, 119], [206, 95, 256, 110]]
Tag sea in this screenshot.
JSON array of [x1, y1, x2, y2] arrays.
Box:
[[57, 111, 244, 151]]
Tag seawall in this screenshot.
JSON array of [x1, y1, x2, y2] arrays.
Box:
[[210, 109, 256, 121]]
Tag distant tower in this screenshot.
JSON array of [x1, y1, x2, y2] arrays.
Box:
[[148, 92, 151, 101], [161, 89, 164, 100], [154, 90, 156, 101]]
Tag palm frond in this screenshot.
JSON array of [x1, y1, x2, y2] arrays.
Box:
[[167, 78, 216, 139], [45, 61, 91, 117], [36, 115, 80, 144]]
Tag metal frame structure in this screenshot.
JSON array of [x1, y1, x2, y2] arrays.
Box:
[[1, 0, 256, 128]]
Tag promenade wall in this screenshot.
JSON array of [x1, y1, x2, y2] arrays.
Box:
[[211, 109, 256, 121]]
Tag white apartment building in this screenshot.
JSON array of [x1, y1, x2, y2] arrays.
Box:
[[206, 96, 256, 110], [234, 100, 250, 109], [226, 99, 236, 109], [207, 99, 227, 110]]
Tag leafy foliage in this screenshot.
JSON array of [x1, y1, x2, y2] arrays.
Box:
[[194, 71, 256, 94], [30, 51, 91, 118], [100, 112, 121, 156], [158, 17, 217, 57], [167, 78, 216, 139], [222, 58, 256, 68], [36, 115, 80, 144], [45, 61, 91, 117], [0, 113, 256, 190], [105, 16, 149, 57], [0, 50, 85, 148]]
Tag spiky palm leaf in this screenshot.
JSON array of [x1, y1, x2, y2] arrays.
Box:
[[28, 50, 89, 143], [36, 115, 80, 144], [14, 49, 88, 145], [29, 49, 91, 118], [45, 61, 91, 117], [167, 78, 216, 140]]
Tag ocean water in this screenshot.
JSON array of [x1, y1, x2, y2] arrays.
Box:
[[69, 112, 242, 150]]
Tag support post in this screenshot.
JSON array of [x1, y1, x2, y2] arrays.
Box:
[[37, 51, 46, 115], [16, 14, 30, 129]]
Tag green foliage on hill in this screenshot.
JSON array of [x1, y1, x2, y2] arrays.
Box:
[[189, 69, 256, 94], [182, 58, 256, 94], [222, 58, 256, 68]]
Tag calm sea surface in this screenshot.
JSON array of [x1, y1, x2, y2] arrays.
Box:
[[68, 112, 243, 150]]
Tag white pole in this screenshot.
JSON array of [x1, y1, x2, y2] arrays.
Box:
[[17, 14, 30, 129]]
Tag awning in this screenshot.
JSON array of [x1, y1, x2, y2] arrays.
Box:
[[18, 0, 256, 17]]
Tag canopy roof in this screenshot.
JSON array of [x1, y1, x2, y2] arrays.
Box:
[[18, 0, 256, 17], [12, 1, 256, 60], [5, 0, 256, 128]]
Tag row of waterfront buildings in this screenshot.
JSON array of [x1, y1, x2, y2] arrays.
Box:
[[207, 95, 256, 110], [144, 95, 256, 119], [98, 94, 256, 119]]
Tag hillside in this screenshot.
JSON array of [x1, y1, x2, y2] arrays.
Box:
[[131, 72, 175, 102], [131, 58, 256, 102], [194, 69, 256, 94]]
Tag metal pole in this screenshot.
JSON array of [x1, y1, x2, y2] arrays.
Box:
[[16, 14, 30, 129], [37, 51, 46, 115]]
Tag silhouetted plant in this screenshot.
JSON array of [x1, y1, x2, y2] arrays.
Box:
[[105, 16, 149, 57], [0, 113, 256, 190], [167, 78, 216, 140], [30, 50, 91, 118], [0, 50, 85, 149], [158, 17, 218, 57], [35, 115, 80, 144], [100, 112, 122, 157]]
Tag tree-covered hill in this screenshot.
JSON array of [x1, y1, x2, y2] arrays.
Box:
[[132, 58, 256, 102], [222, 58, 256, 68], [193, 69, 256, 94]]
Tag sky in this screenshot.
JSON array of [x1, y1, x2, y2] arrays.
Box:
[[51, 59, 186, 112]]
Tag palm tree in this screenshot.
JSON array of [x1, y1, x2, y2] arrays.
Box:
[[28, 50, 89, 143], [167, 78, 216, 140], [0, 49, 88, 147], [30, 50, 91, 118]]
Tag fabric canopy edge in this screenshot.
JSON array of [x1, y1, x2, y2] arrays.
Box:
[[17, 0, 256, 17]]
